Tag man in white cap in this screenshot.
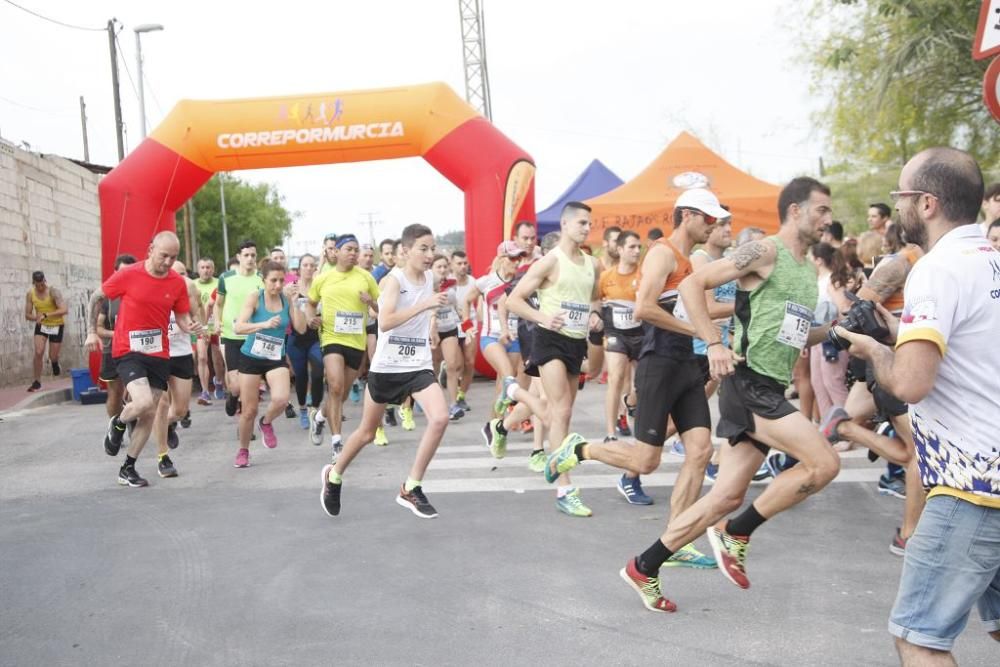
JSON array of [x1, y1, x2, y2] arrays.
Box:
[[545, 189, 727, 564]]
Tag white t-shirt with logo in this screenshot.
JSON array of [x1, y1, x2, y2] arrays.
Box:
[[896, 224, 1000, 506]]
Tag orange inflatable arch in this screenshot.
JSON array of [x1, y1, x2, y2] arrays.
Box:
[[98, 82, 535, 280]]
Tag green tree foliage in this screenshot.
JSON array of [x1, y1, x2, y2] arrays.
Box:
[[176, 174, 297, 267], [809, 0, 1000, 171], [434, 229, 466, 252]]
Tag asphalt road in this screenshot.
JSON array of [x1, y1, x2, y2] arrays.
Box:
[[0, 380, 995, 666]]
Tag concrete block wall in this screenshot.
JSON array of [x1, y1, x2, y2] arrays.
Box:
[[0, 138, 104, 386]]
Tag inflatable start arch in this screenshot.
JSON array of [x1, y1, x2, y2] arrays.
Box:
[[98, 82, 535, 279]]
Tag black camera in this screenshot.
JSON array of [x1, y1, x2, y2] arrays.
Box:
[[827, 298, 890, 351]]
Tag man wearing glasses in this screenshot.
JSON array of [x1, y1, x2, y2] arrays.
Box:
[[837, 148, 1000, 663]]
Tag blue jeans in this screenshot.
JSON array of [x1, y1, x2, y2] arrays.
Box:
[[888, 494, 1000, 651]]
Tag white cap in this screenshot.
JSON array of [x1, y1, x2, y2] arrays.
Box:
[[675, 188, 729, 219]]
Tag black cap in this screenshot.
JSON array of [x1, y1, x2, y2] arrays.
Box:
[[32, 271, 45, 283]]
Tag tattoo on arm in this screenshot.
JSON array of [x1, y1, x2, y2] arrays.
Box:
[[87, 289, 106, 335], [861, 257, 907, 302], [731, 241, 769, 271]]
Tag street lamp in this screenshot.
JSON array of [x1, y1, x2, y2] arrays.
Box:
[[134, 23, 164, 139]]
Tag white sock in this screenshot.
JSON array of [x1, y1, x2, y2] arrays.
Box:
[[330, 434, 342, 446], [557, 485, 574, 498], [315, 412, 326, 423], [505, 382, 519, 402]]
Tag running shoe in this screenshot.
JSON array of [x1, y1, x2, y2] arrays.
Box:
[[482, 418, 507, 459], [598, 370, 608, 385], [197, 391, 212, 406], [662, 543, 717, 569], [577, 373, 586, 390], [889, 527, 907, 556], [213, 382, 225, 401], [283, 403, 295, 419], [27, 380, 41, 392], [449, 404, 465, 422], [603, 435, 618, 443], [117, 464, 148, 488], [520, 419, 533, 434], [320, 464, 342, 517], [764, 450, 789, 479], [626, 400, 636, 418], [706, 523, 750, 589], [556, 487, 592, 517], [225, 392, 239, 417], [617, 474, 653, 505], [157, 455, 178, 478], [705, 462, 719, 481], [494, 375, 517, 415], [616, 414, 632, 437], [668, 438, 685, 458], [868, 422, 897, 462], [385, 407, 398, 427], [180, 411, 192, 428], [878, 472, 906, 499], [298, 407, 310, 430], [545, 433, 586, 483], [528, 450, 546, 473], [620, 558, 676, 613], [349, 381, 362, 404], [400, 406, 416, 431], [331, 437, 343, 462], [752, 461, 772, 482], [456, 395, 471, 412], [397, 484, 438, 518], [234, 448, 250, 468], [310, 411, 325, 446], [167, 423, 179, 450], [259, 417, 278, 449], [51, 361, 61, 376], [374, 426, 389, 446], [104, 416, 126, 456], [820, 406, 850, 444]]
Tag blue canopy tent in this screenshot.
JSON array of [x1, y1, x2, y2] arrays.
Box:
[[536, 159, 623, 236]]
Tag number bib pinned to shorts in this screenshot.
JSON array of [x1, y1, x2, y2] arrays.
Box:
[[250, 332, 284, 360], [129, 329, 163, 354], [776, 301, 813, 350], [40, 323, 60, 336]]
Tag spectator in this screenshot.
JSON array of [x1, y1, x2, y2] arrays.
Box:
[[809, 243, 853, 419], [646, 227, 664, 242], [735, 226, 766, 247], [821, 220, 844, 248], [867, 202, 892, 235], [982, 182, 1000, 234], [857, 230, 883, 267], [988, 219, 1000, 252]]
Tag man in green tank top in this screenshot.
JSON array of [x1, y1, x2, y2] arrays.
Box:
[[216, 240, 264, 416]]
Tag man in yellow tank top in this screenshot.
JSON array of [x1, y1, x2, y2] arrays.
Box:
[[24, 270, 68, 392], [506, 201, 601, 517]]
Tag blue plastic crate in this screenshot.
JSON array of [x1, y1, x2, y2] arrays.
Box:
[[70, 368, 95, 401]]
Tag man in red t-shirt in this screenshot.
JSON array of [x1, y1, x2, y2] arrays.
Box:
[[85, 232, 202, 487]]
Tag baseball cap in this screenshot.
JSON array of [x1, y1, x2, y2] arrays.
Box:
[[497, 240, 527, 258], [675, 188, 729, 220], [32, 270, 45, 283]]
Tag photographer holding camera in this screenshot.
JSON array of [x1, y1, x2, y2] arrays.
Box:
[[831, 147, 1000, 664]]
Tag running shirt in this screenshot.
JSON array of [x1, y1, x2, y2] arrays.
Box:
[[370, 268, 434, 373], [880, 245, 924, 315], [218, 271, 264, 340], [168, 312, 193, 357], [102, 262, 190, 359], [599, 265, 641, 332], [639, 239, 695, 360], [308, 266, 379, 350], [436, 284, 461, 333], [371, 263, 392, 283], [895, 225, 1000, 507], [454, 276, 476, 338], [537, 247, 595, 340], [691, 249, 737, 355], [240, 291, 290, 361], [732, 236, 818, 385], [475, 271, 514, 339], [194, 278, 219, 333], [28, 287, 65, 326]]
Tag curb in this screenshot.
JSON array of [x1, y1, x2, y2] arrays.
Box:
[[0, 387, 73, 418]]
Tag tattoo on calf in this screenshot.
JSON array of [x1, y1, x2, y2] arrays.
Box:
[[731, 241, 769, 271], [797, 482, 817, 495]]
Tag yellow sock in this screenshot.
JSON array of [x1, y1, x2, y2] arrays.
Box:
[[328, 469, 342, 484], [404, 477, 420, 492]]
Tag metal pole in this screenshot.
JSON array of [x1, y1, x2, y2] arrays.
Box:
[[219, 174, 230, 262], [189, 199, 198, 262], [79, 96, 90, 162], [135, 31, 147, 139], [107, 20, 124, 161]]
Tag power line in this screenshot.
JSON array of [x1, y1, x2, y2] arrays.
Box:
[[0, 94, 73, 115], [1, 0, 104, 31]]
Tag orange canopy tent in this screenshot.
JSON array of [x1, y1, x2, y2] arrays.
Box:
[[585, 132, 781, 244]]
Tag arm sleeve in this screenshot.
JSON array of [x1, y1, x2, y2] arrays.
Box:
[[896, 262, 957, 357]]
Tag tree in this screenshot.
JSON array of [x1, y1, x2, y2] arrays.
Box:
[[807, 0, 1000, 172], [435, 229, 466, 252], [176, 174, 297, 268]]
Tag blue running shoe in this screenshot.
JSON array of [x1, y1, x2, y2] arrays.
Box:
[[752, 461, 772, 482], [704, 462, 719, 482], [298, 407, 310, 430], [617, 474, 653, 505], [494, 375, 517, 415], [764, 450, 789, 479], [349, 381, 362, 404], [668, 438, 685, 458], [213, 382, 225, 401], [662, 543, 718, 569]]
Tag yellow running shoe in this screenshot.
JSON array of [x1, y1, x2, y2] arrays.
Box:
[[555, 487, 592, 517], [374, 426, 389, 446], [400, 406, 416, 431]]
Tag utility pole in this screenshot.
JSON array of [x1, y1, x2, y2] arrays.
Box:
[[106, 19, 125, 162], [134, 24, 164, 139], [189, 199, 199, 262], [79, 96, 90, 162], [219, 174, 230, 262], [361, 211, 381, 247]]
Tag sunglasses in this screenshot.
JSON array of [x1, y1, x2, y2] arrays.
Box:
[[889, 190, 937, 203]]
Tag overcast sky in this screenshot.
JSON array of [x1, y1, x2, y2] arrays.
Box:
[[1, 0, 824, 254]]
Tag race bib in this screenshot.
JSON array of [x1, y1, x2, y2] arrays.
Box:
[[167, 319, 178, 337], [489, 309, 502, 336], [386, 335, 430, 368], [506, 314, 519, 339], [437, 306, 459, 329], [334, 310, 364, 334], [672, 295, 690, 323], [611, 306, 637, 330], [40, 323, 60, 336], [250, 332, 284, 360], [296, 296, 309, 313], [129, 328, 163, 354], [776, 302, 813, 350], [561, 301, 590, 334]]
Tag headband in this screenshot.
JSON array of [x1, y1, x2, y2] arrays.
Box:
[[335, 234, 358, 249]]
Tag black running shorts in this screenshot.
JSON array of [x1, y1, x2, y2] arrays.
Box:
[[633, 355, 711, 446], [238, 353, 288, 376], [525, 326, 587, 378], [99, 351, 118, 382], [717, 366, 798, 454], [605, 329, 643, 361], [114, 352, 170, 392], [34, 323, 64, 343], [588, 328, 604, 346], [321, 343, 364, 371], [222, 338, 243, 371], [169, 354, 195, 380], [438, 327, 459, 342], [367, 369, 436, 406]]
